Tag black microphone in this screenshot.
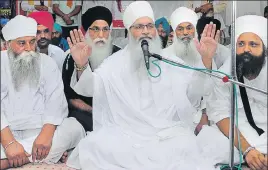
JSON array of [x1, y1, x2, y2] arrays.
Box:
[[141, 40, 150, 70]]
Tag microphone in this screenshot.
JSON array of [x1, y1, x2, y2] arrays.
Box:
[[141, 40, 150, 70]]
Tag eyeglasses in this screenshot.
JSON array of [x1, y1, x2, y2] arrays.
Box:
[[37, 28, 50, 35], [130, 23, 155, 31], [88, 26, 110, 34], [15, 39, 36, 48]]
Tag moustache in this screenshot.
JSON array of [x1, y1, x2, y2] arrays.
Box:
[[139, 36, 153, 42], [236, 52, 254, 63], [93, 38, 107, 45], [179, 35, 193, 41]]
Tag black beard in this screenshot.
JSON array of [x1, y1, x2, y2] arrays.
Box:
[[160, 35, 168, 49], [236, 50, 266, 80], [37, 38, 51, 49], [51, 37, 61, 46]]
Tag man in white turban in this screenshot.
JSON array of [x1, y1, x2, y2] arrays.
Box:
[[0, 15, 85, 169], [66, 1, 219, 169], [197, 15, 267, 170], [163, 7, 230, 135]]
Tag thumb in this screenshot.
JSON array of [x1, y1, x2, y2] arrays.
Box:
[[25, 151, 31, 157], [193, 38, 201, 51]]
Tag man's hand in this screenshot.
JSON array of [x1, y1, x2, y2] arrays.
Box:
[[5, 141, 31, 168], [70, 99, 92, 112], [245, 149, 267, 170], [194, 23, 220, 69], [194, 113, 209, 135], [32, 125, 55, 162], [67, 29, 92, 68]]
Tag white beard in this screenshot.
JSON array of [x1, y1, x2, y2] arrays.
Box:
[[8, 48, 41, 91], [173, 36, 200, 66], [85, 33, 113, 71], [128, 34, 162, 69]]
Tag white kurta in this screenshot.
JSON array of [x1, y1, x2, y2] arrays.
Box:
[[67, 46, 215, 170], [1, 51, 85, 163], [162, 43, 230, 123], [197, 57, 267, 165], [47, 44, 66, 72]]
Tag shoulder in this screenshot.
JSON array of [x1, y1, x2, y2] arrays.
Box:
[[1, 50, 9, 69], [49, 44, 65, 57], [40, 53, 59, 72]]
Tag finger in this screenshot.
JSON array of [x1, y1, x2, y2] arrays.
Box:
[[67, 37, 73, 49], [44, 148, 50, 159], [70, 30, 77, 45], [259, 155, 267, 167], [201, 24, 209, 38], [36, 148, 43, 160], [214, 30, 221, 43], [78, 29, 85, 42], [74, 29, 81, 43], [254, 157, 264, 170], [193, 38, 201, 51], [18, 157, 23, 167], [32, 146, 37, 163], [25, 151, 31, 157], [207, 23, 213, 37], [9, 159, 14, 168], [22, 156, 27, 166], [248, 163, 257, 170], [40, 148, 47, 160], [13, 158, 18, 168], [211, 24, 216, 38]]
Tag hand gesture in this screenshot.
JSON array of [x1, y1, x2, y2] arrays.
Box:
[[5, 141, 31, 168], [194, 23, 220, 68], [32, 133, 53, 163], [67, 29, 92, 67], [245, 149, 267, 170]]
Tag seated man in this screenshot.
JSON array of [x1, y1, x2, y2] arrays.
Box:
[[51, 23, 70, 52], [197, 15, 267, 170], [62, 6, 120, 132], [66, 1, 220, 169], [28, 11, 66, 72], [0, 15, 85, 170]]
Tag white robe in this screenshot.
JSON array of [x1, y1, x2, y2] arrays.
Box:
[[1, 51, 86, 163], [162, 43, 230, 123], [197, 57, 267, 165], [66, 46, 215, 170]]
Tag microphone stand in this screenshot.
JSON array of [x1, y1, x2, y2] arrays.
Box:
[[150, 53, 267, 96]]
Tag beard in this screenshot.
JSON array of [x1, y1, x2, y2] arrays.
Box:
[[84, 33, 113, 71], [37, 37, 51, 49], [173, 35, 200, 66], [236, 48, 266, 80], [128, 33, 162, 72], [159, 35, 168, 48], [51, 36, 61, 46], [8, 48, 41, 91]]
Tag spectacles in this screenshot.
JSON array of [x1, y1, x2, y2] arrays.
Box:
[[130, 23, 155, 31], [88, 26, 110, 34], [15, 39, 36, 48], [37, 28, 50, 35]]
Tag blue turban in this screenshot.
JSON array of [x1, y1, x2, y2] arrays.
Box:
[[53, 23, 62, 33], [0, 18, 9, 26], [155, 17, 170, 35]]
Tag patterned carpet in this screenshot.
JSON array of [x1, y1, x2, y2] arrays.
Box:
[[9, 163, 76, 170]]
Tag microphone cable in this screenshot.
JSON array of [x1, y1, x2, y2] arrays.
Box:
[[146, 58, 244, 170]]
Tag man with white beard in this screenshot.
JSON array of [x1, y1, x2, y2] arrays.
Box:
[[163, 7, 230, 135], [66, 1, 220, 169], [0, 15, 85, 170], [197, 15, 267, 170], [62, 6, 120, 132]]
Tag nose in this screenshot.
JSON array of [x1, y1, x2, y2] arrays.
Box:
[[24, 42, 32, 51], [183, 29, 188, 36], [98, 30, 104, 38], [142, 26, 149, 35], [244, 44, 250, 53]]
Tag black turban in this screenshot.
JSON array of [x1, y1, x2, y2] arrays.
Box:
[[196, 17, 221, 40], [82, 6, 113, 31]]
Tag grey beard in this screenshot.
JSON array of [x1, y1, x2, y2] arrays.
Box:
[[8, 49, 41, 91]]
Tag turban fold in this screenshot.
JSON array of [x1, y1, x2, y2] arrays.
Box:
[[170, 7, 198, 31], [235, 15, 267, 47], [82, 6, 112, 31], [155, 17, 170, 35], [28, 11, 54, 32], [2, 15, 37, 41], [123, 1, 155, 29]]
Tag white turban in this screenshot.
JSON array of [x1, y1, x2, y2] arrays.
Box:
[[2, 15, 37, 41], [170, 7, 198, 31], [235, 15, 267, 47], [123, 1, 155, 29]]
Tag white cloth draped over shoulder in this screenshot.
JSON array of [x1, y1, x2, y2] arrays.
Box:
[[67, 45, 215, 170], [197, 57, 267, 165]]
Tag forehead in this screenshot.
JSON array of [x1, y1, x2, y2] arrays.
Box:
[[90, 20, 109, 27], [178, 22, 193, 27], [237, 32, 263, 43], [133, 17, 154, 25], [14, 36, 36, 42], [37, 25, 48, 30]]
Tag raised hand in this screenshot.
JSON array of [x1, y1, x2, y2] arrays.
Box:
[[194, 23, 220, 69], [67, 29, 92, 67], [245, 149, 267, 170]]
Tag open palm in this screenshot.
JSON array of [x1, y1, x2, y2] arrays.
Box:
[[194, 24, 220, 60], [67, 29, 92, 67]]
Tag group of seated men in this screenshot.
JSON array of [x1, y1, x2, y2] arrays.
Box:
[[1, 1, 267, 170]]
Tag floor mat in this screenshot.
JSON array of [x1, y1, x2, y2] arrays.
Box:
[[9, 163, 76, 170]]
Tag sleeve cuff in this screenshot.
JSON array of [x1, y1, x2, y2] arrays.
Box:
[[43, 117, 64, 126], [1, 114, 9, 131]]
